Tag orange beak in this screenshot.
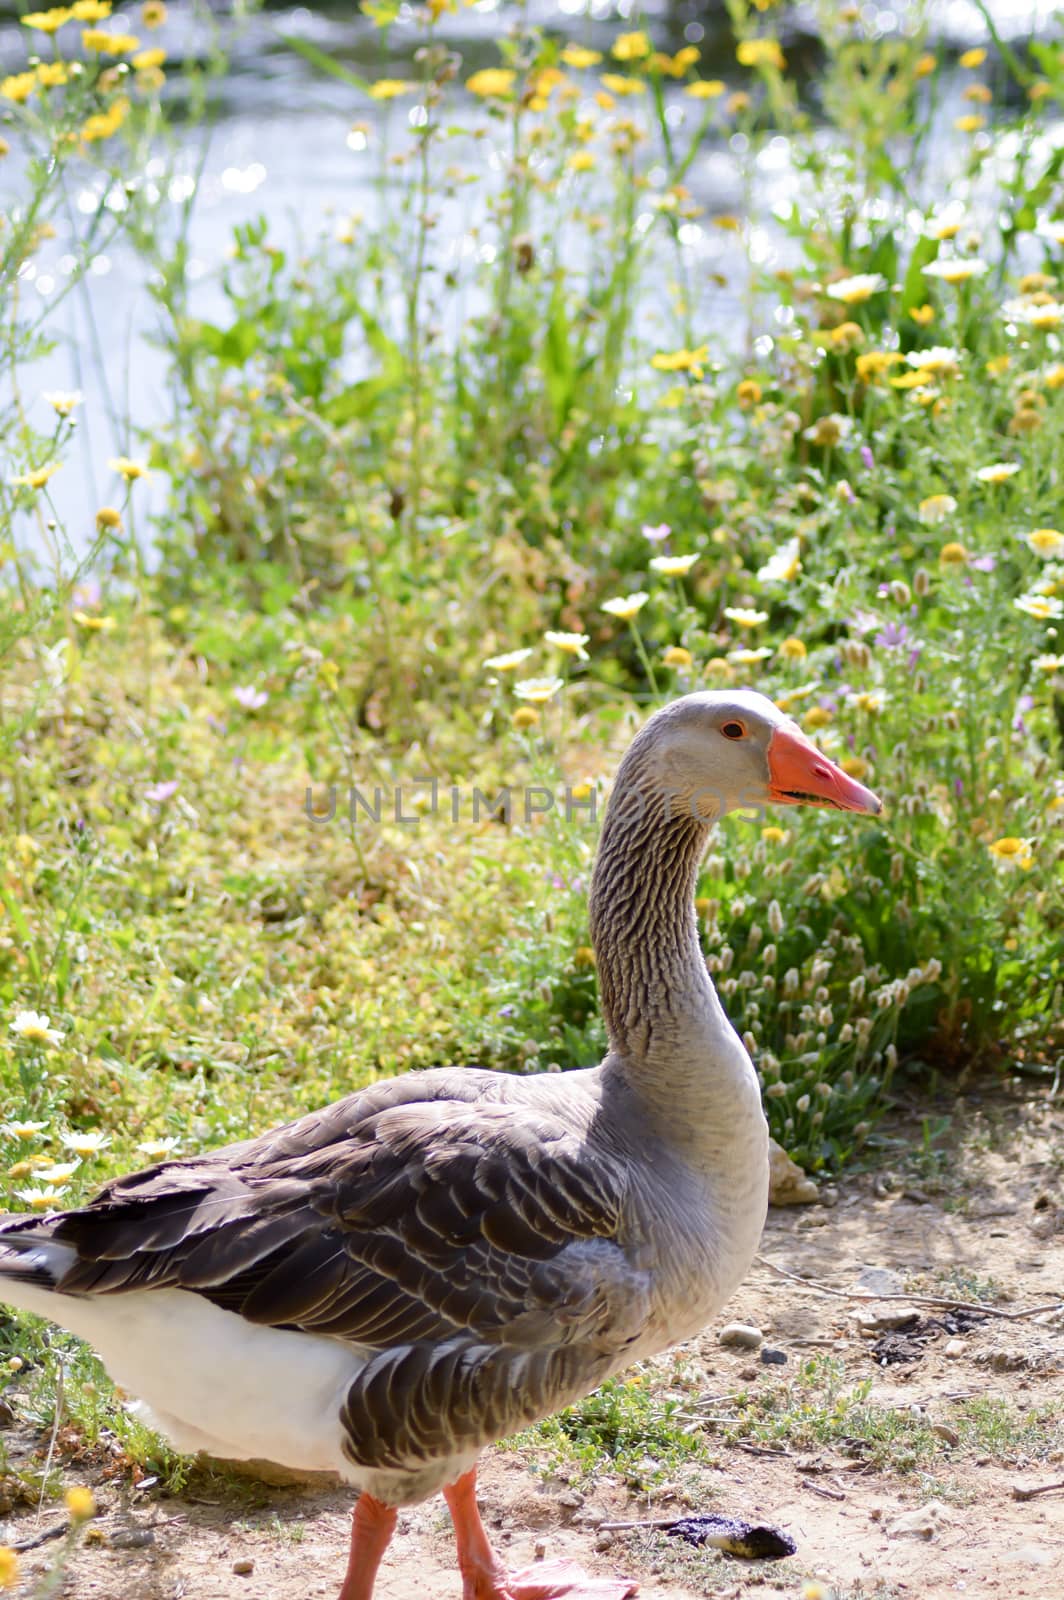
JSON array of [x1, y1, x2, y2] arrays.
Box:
[[767, 723, 882, 814]]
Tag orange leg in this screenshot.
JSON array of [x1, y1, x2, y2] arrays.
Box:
[[337, 1492, 398, 1600], [443, 1468, 637, 1600]]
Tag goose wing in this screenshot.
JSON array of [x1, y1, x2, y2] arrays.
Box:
[[3, 1078, 642, 1357]]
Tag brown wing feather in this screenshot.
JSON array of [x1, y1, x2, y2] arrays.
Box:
[[38, 1074, 628, 1356]]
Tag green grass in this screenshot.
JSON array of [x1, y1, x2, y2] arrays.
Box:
[[526, 1355, 1064, 1488]]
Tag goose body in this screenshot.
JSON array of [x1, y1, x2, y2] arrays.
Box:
[[0, 691, 879, 1600]]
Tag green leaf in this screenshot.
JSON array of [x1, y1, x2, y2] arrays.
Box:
[[278, 33, 372, 94], [543, 278, 577, 429], [900, 235, 938, 317]]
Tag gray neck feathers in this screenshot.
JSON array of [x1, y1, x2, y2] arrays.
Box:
[[589, 739, 714, 1062]]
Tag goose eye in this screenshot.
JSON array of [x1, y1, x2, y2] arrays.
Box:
[[721, 721, 746, 740]]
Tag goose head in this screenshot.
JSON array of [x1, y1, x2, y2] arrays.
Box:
[[625, 689, 881, 822]]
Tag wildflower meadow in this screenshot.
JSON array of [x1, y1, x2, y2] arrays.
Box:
[[0, 0, 1062, 1575]]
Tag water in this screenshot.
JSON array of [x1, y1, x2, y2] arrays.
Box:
[[0, 0, 1058, 557]]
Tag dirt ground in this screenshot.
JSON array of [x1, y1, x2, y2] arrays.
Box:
[[2, 1086, 1062, 1600]]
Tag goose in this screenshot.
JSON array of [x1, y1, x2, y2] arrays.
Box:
[[0, 690, 880, 1600]]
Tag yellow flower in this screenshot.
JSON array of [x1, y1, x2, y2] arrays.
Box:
[[854, 691, 886, 714], [889, 369, 935, 393], [602, 592, 649, 621], [729, 647, 771, 665], [1014, 593, 1063, 621], [1, 72, 37, 104], [141, 0, 167, 23], [511, 707, 539, 730], [80, 100, 129, 141], [685, 79, 725, 99], [544, 630, 590, 659], [663, 646, 693, 668], [10, 463, 60, 490], [368, 78, 416, 100], [611, 30, 651, 62], [568, 150, 596, 173], [136, 63, 165, 90], [826, 272, 886, 305], [737, 378, 762, 406], [725, 90, 751, 115], [36, 62, 69, 87], [954, 113, 986, 133], [650, 343, 709, 376], [1044, 364, 1064, 390], [923, 258, 988, 285], [724, 606, 768, 629], [803, 705, 833, 728], [1008, 301, 1063, 332], [914, 52, 936, 77], [62, 1130, 111, 1156], [987, 836, 1034, 870], [466, 68, 516, 98], [65, 1487, 96, 1522], [959, 47, 987, 68], [1025, 528, 1064, 557], [918, 493, 957, 524], [81, 26, 139, 51], [573, 946, 596, 968], [906, 345, 959, 376], [484, 647, 533, 672], [830, 321, 865, 350], [2, 1120, 48, 1140], [1033, 654, 1063, 673], [37, 1161, 80, 1185], [514, 676, 564, 704], [778, 636, 807, 660], [974, 461, 1020, 484], [939, 541, 968, 564], [599, 73, 645, 96], [856, 350, 903, 380], [131, 46, 165, 68], [650, 554, 698, 578], [909, 303, 935, 325], [109, 455, 147, 480], [21, 9, 72, 34], [737, 38, 785, 71], [761, 825, 786, 843], [964, 84, 993, 104], [73, 610, 117, 632], [803, 413, 851, 446], [840, 756, 870, 780], [561, 44, 601, 69], [70, 0, 112, 16], [16, 1188, 65, 1210], [95, 505, 122, 530], [0, 1549, 19, 1590], [986, 354, 1011, 376], [10, 1009, 61, 1046], [758, 539, 801, 584]]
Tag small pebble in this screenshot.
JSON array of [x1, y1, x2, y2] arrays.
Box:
[[760, 1347, 787, 1365], [534, 1541, 546, 1561], [718, 1322, 763, 1350], [943, 1338, 967, 1358], [109, 1527, 155, 1550], [232, 1559, 255, 1576], [595, 1530, 614, 1552]]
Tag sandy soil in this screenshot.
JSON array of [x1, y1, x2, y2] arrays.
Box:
[[2, 1086, 1062, 1600]]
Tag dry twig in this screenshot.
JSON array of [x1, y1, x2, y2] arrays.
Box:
[[756, 1256, 1063, 1322], [1012, 1480, 1064, 1502]]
